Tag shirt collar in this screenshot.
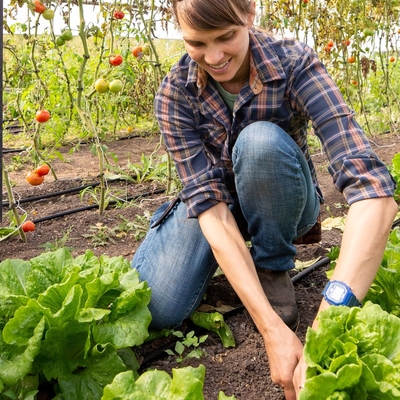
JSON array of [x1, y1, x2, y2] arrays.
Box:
[[188, 28, 286, 96]]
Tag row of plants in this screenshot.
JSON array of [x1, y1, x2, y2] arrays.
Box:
[[0, 148, 399, 398], [1, 215, 400, 399], [0, 246, 236, 399], [2, 0, 399, 238]]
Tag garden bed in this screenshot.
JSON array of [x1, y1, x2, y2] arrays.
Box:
[[1, 132, 399, 399]]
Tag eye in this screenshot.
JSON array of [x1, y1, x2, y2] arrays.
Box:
[[218, 32, 235, 42]]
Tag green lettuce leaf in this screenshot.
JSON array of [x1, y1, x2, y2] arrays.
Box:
[[301, 302, 400, 399], [0, 248, 151, 399], [101, 364, 206, 400]]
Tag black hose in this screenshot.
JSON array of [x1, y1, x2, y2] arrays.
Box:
[[291, 257, 331, 284], [31, 188, 166, 223], [2, 182, 100, 207]]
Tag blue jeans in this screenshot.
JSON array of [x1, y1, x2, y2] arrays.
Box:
[[132, 122, 320, 329]]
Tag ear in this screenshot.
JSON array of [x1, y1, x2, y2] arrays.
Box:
[[247, 1, 256, 28]]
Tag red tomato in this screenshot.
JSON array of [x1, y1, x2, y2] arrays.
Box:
[[132, 46, 143, 58], [327, 40, 334, 48], [347, 55, 356, 64], [26, 171, 45, 186], [113, 10, 125, 19], [35, 109, 51, 123], [342, 39, 351, 47], [389, 56, 396, 63], [22, 221, 36, 232], [35, 164, 50, 176], [109, 54, 123, 66], [33, 1, 46, 13]]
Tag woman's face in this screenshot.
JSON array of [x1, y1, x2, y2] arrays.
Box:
[[178, 11, 253, 88]]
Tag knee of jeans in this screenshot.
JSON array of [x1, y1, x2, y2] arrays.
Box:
[[233, 122, 296, 164]]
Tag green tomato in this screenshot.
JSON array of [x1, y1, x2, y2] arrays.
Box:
[[56, 36, 65, 46], [94, 78, 109, 94], [109, 79, 123, 93], [61, 29, 73, 41], [42, 9, 54, 20]]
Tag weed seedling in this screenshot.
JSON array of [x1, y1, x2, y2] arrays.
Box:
[[165, 330, 208, 363]]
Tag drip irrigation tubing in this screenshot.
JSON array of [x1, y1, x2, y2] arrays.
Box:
[[29, 188, 166, 224], [2, 132, 149, 154], [2, 182, 101, 207]]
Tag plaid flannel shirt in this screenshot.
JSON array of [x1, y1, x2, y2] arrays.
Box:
[[154, 29, 395, 218]]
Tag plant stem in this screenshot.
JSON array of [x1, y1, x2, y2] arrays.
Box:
[[2, 159, 26, 242]]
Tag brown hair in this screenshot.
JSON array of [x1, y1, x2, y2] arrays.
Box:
[[171, 0, 255, 30]]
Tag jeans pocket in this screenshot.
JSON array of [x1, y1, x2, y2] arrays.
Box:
[[150, 197, 181, 228]]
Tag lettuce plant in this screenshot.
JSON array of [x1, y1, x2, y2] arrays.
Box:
[[102, 364, 237, 400], [0, 248, 152, 399], [301, 302, 400, 399]]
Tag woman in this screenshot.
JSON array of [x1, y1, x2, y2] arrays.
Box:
[[132, 0, 397, 398]]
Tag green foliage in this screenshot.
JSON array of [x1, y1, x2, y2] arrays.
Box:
[[389, 153, 400, 202], [190, 311, 236, 348], [0, 248, 151, 399], [101, 365, 207, 400], [165, 330, 208, 364], [301, 302, 400, 399], [363, 228, 400, 316]]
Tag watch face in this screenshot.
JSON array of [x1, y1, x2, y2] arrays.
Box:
[[327, 284, 346, 302]]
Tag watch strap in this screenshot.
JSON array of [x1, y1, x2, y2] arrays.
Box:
[[322, 280, 362, 307]]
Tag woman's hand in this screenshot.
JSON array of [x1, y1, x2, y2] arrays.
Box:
[[261, 320, 304, 400]]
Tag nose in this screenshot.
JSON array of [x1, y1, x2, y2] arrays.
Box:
[[204, 45, 224, 66]]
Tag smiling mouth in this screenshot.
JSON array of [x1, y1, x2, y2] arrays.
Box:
[[208, 60, 229, 69]]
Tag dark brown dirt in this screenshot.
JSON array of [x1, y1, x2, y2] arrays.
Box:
[[1, 132, 399, 399]]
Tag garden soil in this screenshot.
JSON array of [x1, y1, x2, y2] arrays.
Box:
[[2, 132, 400, 400]]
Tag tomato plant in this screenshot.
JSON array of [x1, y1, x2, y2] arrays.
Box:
[[113, 10, 125, 19], [22, 221, 36, 232], [35, 165, 50, 176], [35, 109, 51, 123], [109, 55, 123, 66], [33, 1, 45, 14], [26, 171, 45, 186]]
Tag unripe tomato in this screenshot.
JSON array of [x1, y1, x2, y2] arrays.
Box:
[[109, 79, 123, 93], [33, 1, 46, 14], [56, 36, 65, 46], [22, 221, 36, 232], [26, 171, 45, 186], [142, 45, 150, 55], [347, 55, 356, 64], [94, 78, 109, 93], [113, 10, 125, 19], [35, 109, 51, 123], [61, 30, 73, 41], [109, 54, 123, 66], [132, 45, 143, 58], [42, 9, 54, 20], [35, 164, 50, 176]]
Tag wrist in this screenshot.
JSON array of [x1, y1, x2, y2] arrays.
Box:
[[322, 280, 362, 307]]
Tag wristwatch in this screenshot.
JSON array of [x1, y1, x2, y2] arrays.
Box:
[[322, 280, 362, 307]]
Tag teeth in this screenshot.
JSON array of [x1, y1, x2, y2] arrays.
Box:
[[209, 60, 228, 69]]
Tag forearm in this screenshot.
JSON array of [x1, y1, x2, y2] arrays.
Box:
[[198, 202, 282, 330], [314, 196, 398, 324]]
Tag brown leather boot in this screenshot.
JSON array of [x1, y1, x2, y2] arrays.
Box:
[[256, 267, 299, 330]]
